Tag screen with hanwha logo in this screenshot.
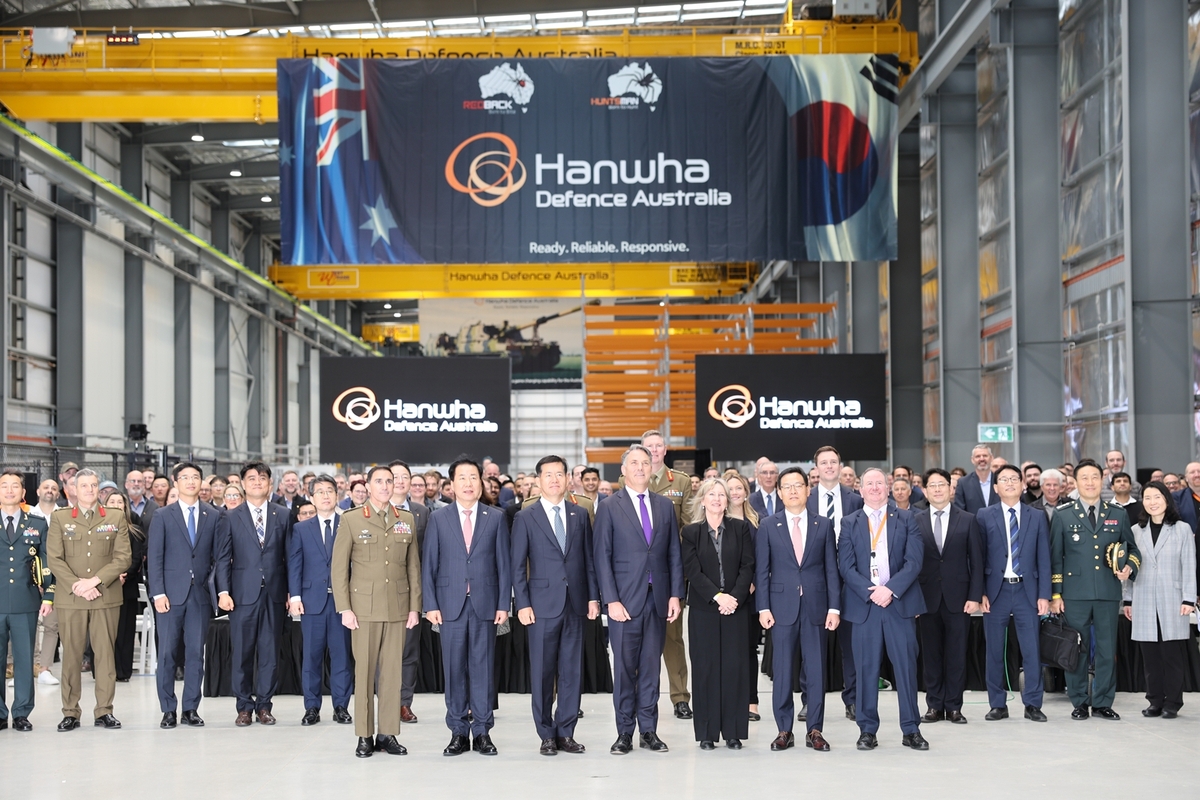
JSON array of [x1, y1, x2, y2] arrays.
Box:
[[695, 354, 887, 461], [320, 356, 511, 464]]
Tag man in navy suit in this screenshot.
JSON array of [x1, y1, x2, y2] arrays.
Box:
[[423, 458, 512, 757], [914, 468, 983, 723], [748, 459, 781, 520], [512, 455, 600, 756], [1174, 462, 1200, 595], [839, 468, 928, 751], [147, 462, 220, 729], [287, 474, 352, 727], [594, 444, 684, 755], [975, 463, 1050, 722], [389, 460, 430, 725], [215, 461, 292, 727], [758, 467, 841, 752], [954, 445, 1001, 514], [806, 445, 863, 720]]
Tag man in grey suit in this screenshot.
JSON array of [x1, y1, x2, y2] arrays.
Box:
[[389, 460, 429, 724], [423, 458, 511, 757]]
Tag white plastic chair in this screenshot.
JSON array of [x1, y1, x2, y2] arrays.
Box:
[[134, 585, 157, 675]]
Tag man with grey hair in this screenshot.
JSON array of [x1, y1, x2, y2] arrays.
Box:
[[1033, 469, 1067, 522], [125, 469, 157, 525], [595, 444, 683, 754]]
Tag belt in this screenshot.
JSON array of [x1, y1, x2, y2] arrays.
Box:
[[1003, 577, 1023, 584]]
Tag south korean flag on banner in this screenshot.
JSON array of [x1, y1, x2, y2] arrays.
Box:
[[764, 55, 899, 262]]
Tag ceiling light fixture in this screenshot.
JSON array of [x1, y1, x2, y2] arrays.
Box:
[[229, 168, 243, 177], [260, 195, 272, 202]]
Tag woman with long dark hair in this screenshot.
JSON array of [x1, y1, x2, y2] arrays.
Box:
[[1123, 481, 1196, 718], [105, 491, 147, 681]]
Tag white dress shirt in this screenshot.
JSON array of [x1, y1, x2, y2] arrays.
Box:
[[539, 496, 567, 531], [759, 489, 779, 517], [978, 472, 993, 505], [864, 504, 890, 587], [1001, 501, 1020, 578], [625, 487, 653, 528], [817, 483, 844, 539]]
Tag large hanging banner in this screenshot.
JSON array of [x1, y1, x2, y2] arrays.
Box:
[[278, 55, 898, 265]]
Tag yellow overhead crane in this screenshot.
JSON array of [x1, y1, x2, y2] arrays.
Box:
[[0, 3, 916, 122]]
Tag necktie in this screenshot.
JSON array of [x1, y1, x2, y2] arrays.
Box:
[[324, 518, 333, 555], [872, 510, 890, 585], [933, 510, 943, 554], [462, 509, 473, 552], [255, 507, 265, 547], [1087, 505, 1097, 527], [5, 515, 13, 541], [187, 505, 196, 548], [1009, 507, 1021, 575], [765, 493, 774, 517], [638, 494, 653, 546], [553, 506, 567, 553], [825, 491, 835, 519], [791, 514, 806, 573]]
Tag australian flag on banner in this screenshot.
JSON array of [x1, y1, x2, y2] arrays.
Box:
[[279, 58, 424, 265]]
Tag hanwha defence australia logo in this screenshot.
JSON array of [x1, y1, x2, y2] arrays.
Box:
[[444, 132, 527, 207], [708, 384, 757, 429], [332, 386, 381, 431]]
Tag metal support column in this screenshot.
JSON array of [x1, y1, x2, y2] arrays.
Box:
[[935, 59, 982, 466], [821, 262, 849, 352], [1127, 0, 1192, 471], [246, 314, 263, 456], [211, 206, 231, 256], [170, 177, 192, 231], [120, 143, 145, 443], [298, 343, 311, 449], [850, 261, 881, 354], [1005, 0, 1064, 466], [890, 126, 925, 469], [214, 298, 231, 454], [174, 277, 191, 450], [55, 210, 84, 448]]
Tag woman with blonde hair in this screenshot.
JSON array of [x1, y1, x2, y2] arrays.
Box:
[[725, 473, 763, 720]]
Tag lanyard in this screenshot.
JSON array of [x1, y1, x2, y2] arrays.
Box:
[[868, 512, 886, 555]]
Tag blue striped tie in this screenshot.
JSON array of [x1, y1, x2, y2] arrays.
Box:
[[1008, 507, 1021, 576]]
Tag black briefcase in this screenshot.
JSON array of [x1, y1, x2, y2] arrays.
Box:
[[1040, 615, 1084, 672]]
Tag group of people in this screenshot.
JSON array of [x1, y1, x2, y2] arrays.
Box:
[[0, 438, 1195, 760]]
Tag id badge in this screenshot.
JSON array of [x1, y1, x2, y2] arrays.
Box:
[[870, 563, 879, 581]]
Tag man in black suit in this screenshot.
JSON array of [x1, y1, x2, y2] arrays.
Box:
[[758, 468, 841, 752], [594, 444, 683, 755], [215, 462, 292, 727], [914, 468, 983, 724], [748, 459, 780, 519], [953, 444, 1001, 514], [806, 445, 864, 721], [512, 455, 599, 756], [271, 469, 307, 524], [388, 460, 429, 725], [146, 462, 220, 729]]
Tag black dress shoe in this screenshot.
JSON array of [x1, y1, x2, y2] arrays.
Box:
[[640, 731, 669, 752], [94, 714, 121, 729], [922, 709, 944, 723], [556, 737, 586, 754], [855, 732, 878, 750], [375, 734, 408, 755], [1163, 709, 1179, 719], [726, 739, 742, 750], [301, 709, 320, 726], [1024, 706, 1047, 722], [1142, 706, 1163, 718], [673, 702, 693, 719], [902, 732, 930, 751], [1071, 705, 1090, 720], [333, 707, 352, 725], [181, 710, 204, 727], [985, 707, 1009, 721], [699, 740, 715, 750], [11, 717, 31, 732], [845, 704, 856, 720], [473, 733, 498, 755], [540, 738, 558, 756], [1093, 707, 1120, 720], [806, 730, 830, 751], [797, 703, 807, 721], [610, 734, 633, 755], [946, 711, 967, 724], [771, 731, 795, 751], [160, 712, 177, 729], [355, 737, 375, 758], [577, 709, 584, 718], [748, 711, 761, 721], [57, 716, 80, 732], [0, 718, 7, 730], [443, 734, 470, 756]]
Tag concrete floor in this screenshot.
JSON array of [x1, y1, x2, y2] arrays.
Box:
[[1, 666, 1193, 799]]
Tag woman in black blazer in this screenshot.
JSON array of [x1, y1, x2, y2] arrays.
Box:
[[681, 478, 755, 750]]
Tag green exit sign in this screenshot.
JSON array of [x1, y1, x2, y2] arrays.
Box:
[[978, 423, 1014, 443]]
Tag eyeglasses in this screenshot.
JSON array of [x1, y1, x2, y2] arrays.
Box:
[[925, 482, 950, 490], [779, 482, 806, 492], [995, 476, 1023, 485]]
